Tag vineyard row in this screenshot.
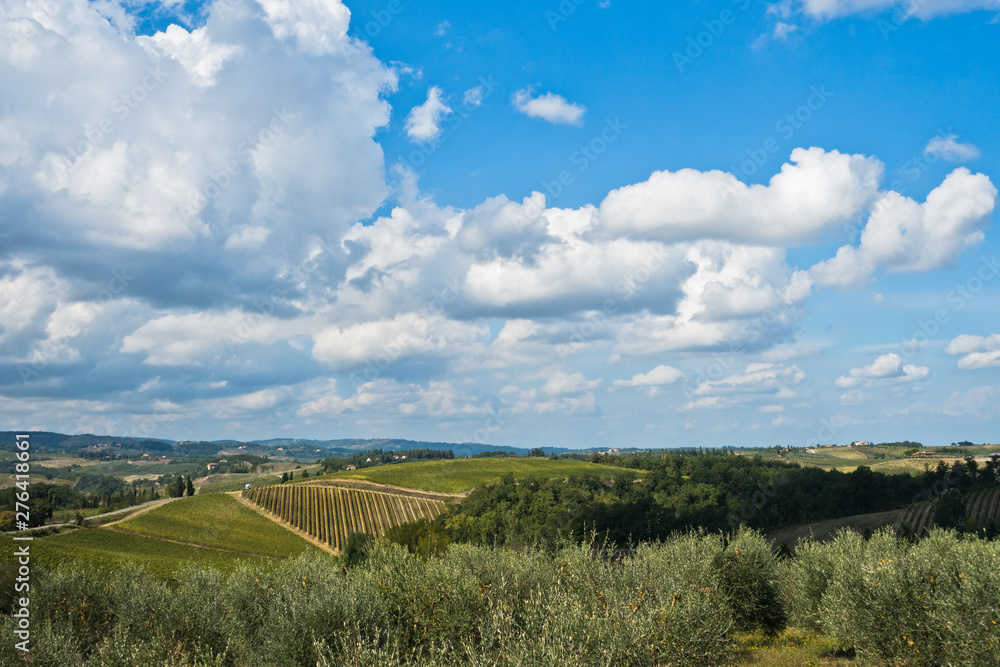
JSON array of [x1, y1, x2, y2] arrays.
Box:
[[242, 484, 446, 553], [897, 487, 1000, 535]]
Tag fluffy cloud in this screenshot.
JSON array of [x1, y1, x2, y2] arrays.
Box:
[[795, 0, 1000, 19], [834, 353, 929, 388], [679, 363, 805, 411], [120, 310, 295, 366], [542, 371, 602, 396], [945, 334, 1000, 370], [599, 148, 883, 246], [811, 168, 996, 289], [612, 365, 685, 397], [3, 0, 394, 265], [4, 1, 996, 443], [610, 243, 812, 358], [311, 313, 486, 370], [137, 25, 241, 87], [694, 362, 806, 396], [512, 88, 586, 126], [925, 135, 981, 162], [256, 0, 351, 55], [405, 86, 453, 142]]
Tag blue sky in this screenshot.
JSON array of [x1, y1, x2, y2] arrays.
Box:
[[1, 0, 998, 448]]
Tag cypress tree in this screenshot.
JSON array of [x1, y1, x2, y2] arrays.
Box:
[[185, 475, 195, 497]]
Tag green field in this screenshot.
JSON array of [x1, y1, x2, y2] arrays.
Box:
[[751, 446, 971, 475], [113, 493, 320, 558], [0, 528, 276, 580], [307, 457, 645, 494]]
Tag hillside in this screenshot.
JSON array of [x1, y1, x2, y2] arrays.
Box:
[[308, 457, 644, 494], [111, 492, 320, 558], [0, 528, 276, 580], [768, 486, 1000, 548]]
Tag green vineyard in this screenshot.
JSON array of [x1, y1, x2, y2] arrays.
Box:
[[897, 487, 1000, 535], [241, 484, 447, 553]]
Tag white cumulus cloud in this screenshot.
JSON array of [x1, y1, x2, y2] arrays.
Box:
[[796, 0, 1000, 20], [405, 86, 453, 142], [811, 168, 997, 289], [834, 353, 929, 388], [924, 134, 980, 162], [599, 148, 883, 246], [512, 88, 586, 126], [612, 365, 685, 396], [945, 333, 1000, 369]]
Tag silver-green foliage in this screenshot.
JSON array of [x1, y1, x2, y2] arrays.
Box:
[[1, 534, 740, 667], [783, 528, 1000, 666]]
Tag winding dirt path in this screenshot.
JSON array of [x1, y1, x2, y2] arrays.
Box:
[[101, 497, 181, 527], [301, 478, 466, 501]]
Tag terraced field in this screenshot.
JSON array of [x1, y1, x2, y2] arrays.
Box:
[[307, 457, 644, 494], [242, 484, 447, 553], [113, 492, 319, 558]]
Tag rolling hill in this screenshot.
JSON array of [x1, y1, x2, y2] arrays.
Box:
[[307, 457, 644, 494]]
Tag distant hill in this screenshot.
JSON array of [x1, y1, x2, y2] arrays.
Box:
[[0, 431, 173, 453], [248, 437, 568, 457], [0, 431, 575, 459]]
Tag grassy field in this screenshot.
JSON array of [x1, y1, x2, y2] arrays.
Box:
[[752, 446, 970, 474], [0, 528, 278, 580], [307, 457, 645, 494], [0, 473, 78, 489], [735, 628, 851, 666], [113, 492, 320, 558]]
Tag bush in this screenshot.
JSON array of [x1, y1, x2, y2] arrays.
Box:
[[714, 527, 786, 635], [818, 528, 1000, 666], [780, 536, 834, 632], [8, 529, 999, 666]]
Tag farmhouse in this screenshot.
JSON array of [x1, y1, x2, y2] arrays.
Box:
[[346, 465, 357, 471], [850, 441, 869, 447]]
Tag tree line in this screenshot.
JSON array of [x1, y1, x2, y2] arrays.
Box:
[[421, 453, 1000, 550]]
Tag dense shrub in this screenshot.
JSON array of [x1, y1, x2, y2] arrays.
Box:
[[5, 528, 999, 666], [715, 527, 786, 635], [785, 528, 1000, 666], [779, 536, 834, 632], [0, 533, 746, 666]]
